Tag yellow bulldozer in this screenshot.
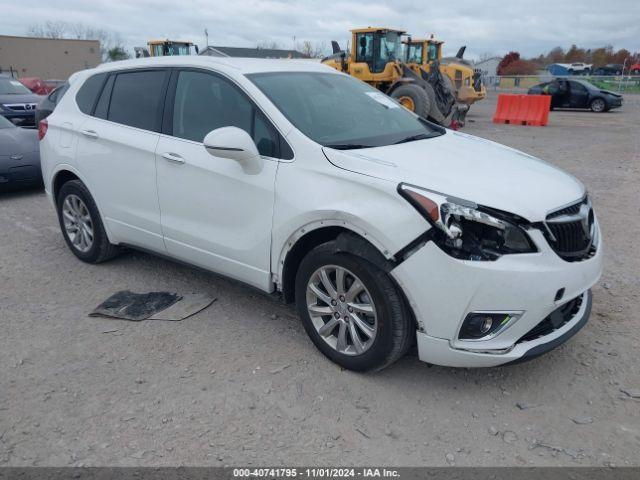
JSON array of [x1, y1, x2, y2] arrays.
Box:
[[322, 27, 466, 127], [134, 39, 199, 58], [405, 35, 486, 105]]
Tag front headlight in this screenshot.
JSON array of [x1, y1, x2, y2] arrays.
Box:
[[398, 183, 537, 261]]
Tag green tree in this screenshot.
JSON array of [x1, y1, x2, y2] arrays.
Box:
[[106, 46, 130, 62]]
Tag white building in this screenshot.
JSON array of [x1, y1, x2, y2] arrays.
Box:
[[474, 56, 502, 85]]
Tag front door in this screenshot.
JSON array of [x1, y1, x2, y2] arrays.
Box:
[[156, 69, 281, 290], [568, 81, 589, 108]]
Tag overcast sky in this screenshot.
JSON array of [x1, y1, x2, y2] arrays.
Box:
[[2, 0, 639, 59]]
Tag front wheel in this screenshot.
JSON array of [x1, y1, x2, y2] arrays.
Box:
[[391, 84, 430, 119], [590, 98, 606, 113], [295, 242, 413, 371]]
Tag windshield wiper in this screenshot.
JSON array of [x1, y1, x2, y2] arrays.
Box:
[[393, 133, 434, 144], [324, 143, 372, 150]]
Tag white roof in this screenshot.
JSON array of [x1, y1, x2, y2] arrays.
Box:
[[89, 55, 335, 75]]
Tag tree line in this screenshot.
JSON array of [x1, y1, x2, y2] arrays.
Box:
[[27, 21, 129, 62], [498, 44, 640, 75]]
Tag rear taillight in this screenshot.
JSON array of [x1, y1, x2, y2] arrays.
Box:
[[38, 119, 48, 140]]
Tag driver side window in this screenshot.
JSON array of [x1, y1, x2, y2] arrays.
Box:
[[170, 70, 289, 158], [355, 33, 374, 63]]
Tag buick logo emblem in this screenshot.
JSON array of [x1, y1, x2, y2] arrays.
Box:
[[578, 203, 591, 236], [545, 198, 593, 243]]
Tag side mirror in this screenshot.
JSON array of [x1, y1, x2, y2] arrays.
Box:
[[203, 126, 263, 174]]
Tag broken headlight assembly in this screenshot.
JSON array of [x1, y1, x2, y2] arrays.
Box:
[[398, 183, 537, 261]]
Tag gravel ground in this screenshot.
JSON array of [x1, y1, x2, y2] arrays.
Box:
[[1, 93, 639, 467]]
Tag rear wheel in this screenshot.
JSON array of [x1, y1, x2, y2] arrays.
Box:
[[590, 98, 606, 113], [295, 242, 413, 371], [56, 180, 119, 263], [391, 84, 430, 119]]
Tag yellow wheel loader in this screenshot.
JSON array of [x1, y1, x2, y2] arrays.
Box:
[[405, 36, 486, 105], [134, 40, 199, 58], [322, 28, 465, 127]]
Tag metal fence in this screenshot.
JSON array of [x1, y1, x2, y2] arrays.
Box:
[[482, 75, 640, 94]]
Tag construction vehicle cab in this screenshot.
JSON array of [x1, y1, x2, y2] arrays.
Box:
[[135, 40, 199, 58], [405, 36, 486, 105], [323, 28, 461, 127], [324, 28, 405, 88]]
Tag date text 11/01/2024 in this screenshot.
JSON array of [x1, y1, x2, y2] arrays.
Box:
[[232, 468, 400, 477]]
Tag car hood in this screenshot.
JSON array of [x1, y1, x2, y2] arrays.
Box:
[[322, 131, 585, 222], [0, 93, 43, 104], [0, 126, 38, 156], [599, 89, 622, 98]]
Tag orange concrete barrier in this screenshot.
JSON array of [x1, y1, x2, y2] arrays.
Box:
[[492, 94, 551, 126]]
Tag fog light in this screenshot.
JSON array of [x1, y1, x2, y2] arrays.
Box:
[[459, 311, 523, 340]]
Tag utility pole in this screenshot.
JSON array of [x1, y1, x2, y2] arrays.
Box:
[[205, 28, 209, 48]]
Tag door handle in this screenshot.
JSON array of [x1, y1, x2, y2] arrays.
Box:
[[162, 152, 185, 164], [81, 129, 99, 139]]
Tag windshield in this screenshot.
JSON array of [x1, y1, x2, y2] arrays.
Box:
[[380, 32, 401, 63], [427, 43, 439, 62], [407, 43, 423, 63], [248, 72, 442, 149], [153, 43, 191, 56], [0, 114, 15, 128], [0, 77, 32, 95]]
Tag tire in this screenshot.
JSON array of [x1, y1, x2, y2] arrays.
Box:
[[590, 98, 606, 113], [56, 179, 119, 263], [436, 75, 457, 125], [294, 241, 413, 372], [391, 84, 430, 118]]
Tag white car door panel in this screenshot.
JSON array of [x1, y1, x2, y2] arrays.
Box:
[[76, 118, 163, 251], [156, 69, 281, 290], [74, 68, 169, 252], [157, 136, 277, 289]]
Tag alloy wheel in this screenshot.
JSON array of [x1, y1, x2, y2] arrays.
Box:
[[62, 194, 94, 253], [306, 265, 378, 356], [591, 99, 605, 112]]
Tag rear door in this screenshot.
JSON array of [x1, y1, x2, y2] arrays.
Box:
[[155, 68, 285, 290], [75, 68, 170, 252]]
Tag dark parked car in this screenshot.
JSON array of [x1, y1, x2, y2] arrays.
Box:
[[593, 64, 624, 76], [35, 82, 69, 125], [0, 114, 41, 192], [0, 75, 44, 127], [528, 78, 623, 112]]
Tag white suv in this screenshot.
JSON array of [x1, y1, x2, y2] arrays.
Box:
[[40, 56, 603, 371]]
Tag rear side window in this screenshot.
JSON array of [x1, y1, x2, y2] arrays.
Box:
[[108, 70, 167, 131], [76, 73, 107, 114], [49, 82, 69, 104]]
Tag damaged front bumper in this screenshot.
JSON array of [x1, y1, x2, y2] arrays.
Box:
[[390, 227, 603, 367]]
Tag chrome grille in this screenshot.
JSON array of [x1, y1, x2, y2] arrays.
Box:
[[4, 103, 37, 111], [544, 197, 596, 262]]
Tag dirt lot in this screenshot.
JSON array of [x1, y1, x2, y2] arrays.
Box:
[[1, 93, 639, 467]]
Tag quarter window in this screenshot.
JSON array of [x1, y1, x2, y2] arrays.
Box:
[[108, 70, 167, 131], [76, 73, 107, 114], [94, 75, 114, 119]]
